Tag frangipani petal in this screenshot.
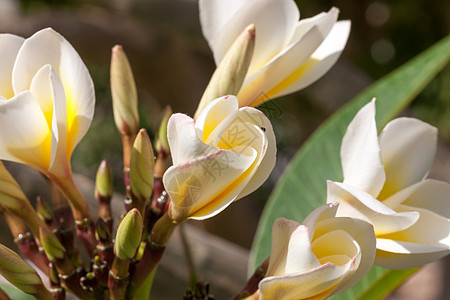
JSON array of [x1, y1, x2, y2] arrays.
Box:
[[285, 225, 321, 274], [238, 8, 341, 107], [328, 181, 419, 235], [271, 20, 350, 100], [377, 117, 437, 200], [231, 107, 276, 198], [341, 100, 385, 197], [314, 217, 376, 294], [260, 262, 350, 300], [12, 27, 95, 157], [376, 239, 450, 269], [383, 179, 450, 218], [203, 0, 299, 75], [167, 113, 218, 165], [48, 69, 69, 175], [302, 202, 338, 240], [380, 204, 449, 250], [196, 95, 239, 143], [199, 0, 250, 53], [0, 92, 50, 171], [164, 146, 256, 222], [267, 218, 302, 277], [29, 65, 68, 175], [238, 24, 324, 107], [0, 34, 24, 99]]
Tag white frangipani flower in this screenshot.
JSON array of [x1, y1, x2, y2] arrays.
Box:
[[199, 0, 351, 107], [0, 28, 95, 218], [256, 203, 375, 300], [163, 95, 276, 223], [0, 28, 95, 179], [328, 100, 450, 269]]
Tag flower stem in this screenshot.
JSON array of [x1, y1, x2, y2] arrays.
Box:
[[108, 257, 130, 300], [179, 224, 198, 290], [48, 172, 97, 256], [128, 213, 176, 296], [231, 258, 269, 300]]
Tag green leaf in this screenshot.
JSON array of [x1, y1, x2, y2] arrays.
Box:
[[250, 34, 450, 298], [0, 283, 34, 300]]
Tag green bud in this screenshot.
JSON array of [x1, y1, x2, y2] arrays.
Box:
[[0, 244, 51, 298], [95, 218, 111, 243], [0, 161, 29, 211], [49, 262, 59, 285], [39, 227, 66, 261], [95, 160, 114, 199], [114, 209, 143, 260], [36, 196, 53, 223], [155, 105, 172, 156], [111, 45, 139, 137], [194, 24, 255, 118], [130, 129, 155, 201]]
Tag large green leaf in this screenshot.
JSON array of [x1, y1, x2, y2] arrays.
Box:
[[0, 283, 34, 300], [250, 34, 450, 298]]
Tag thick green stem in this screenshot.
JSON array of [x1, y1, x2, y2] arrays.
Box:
[[128, 213, 176, 296]]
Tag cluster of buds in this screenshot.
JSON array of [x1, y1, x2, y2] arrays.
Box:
[[0, 36, 176, 299]]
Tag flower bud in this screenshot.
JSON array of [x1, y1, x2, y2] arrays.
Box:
[[95, 160, 114, 200], [155, 105, 172, 156], [130, 129, 155, 202], [194, 24, 255, 118], [114, 209, 143, 260], [0, 161, 28, 211], [111, 45, 139, 137], [0, 244, 52, 298], [95, 218, 111, 244], [36, 196, 54, 225], [39, 226, 66, 261]]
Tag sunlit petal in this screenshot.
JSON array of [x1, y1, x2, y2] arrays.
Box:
[[267, 218, 302, 277], [378, 117, 437, 199], [195, 95, 239, 143], [164, 146, 256, 222], [238, 25, 324, 106], [0, 34, 24, 99], [231, 107, 276, 198], [203, 0, 299, 74], [12, 27, 95, 157], [328, 181, 419, 235], [0, 92, 50, 171], [315, 217, 376, 294], [260, 263, 350, 300], [383, 179, 450, 218], [167, 113, 218, 165], [272, 21, 350, 100], [376, 238, 450, 269], [340, 100, 385, 197]]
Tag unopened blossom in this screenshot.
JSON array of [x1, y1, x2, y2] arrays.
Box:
[[163, 95, 276, 223], [199, 0, 350, 107], [0, 28, 95, 219], [255, 203, 375, 300], [328, 100, 450, 269]]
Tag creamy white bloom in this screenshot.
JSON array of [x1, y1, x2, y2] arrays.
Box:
[[258, 203, 375, 300], [163, 95, 276, 222], [328, 100, 450, 269], [0, 28, 95, 179], [199, 0, 350, 107]]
